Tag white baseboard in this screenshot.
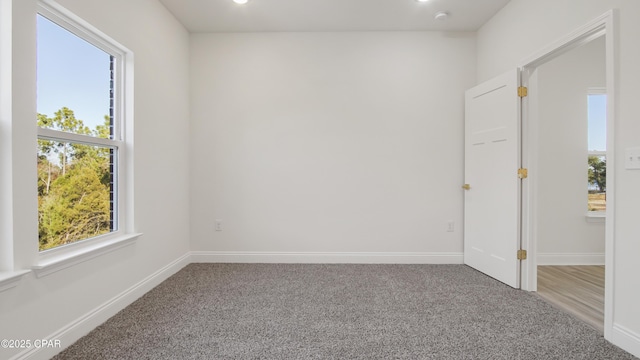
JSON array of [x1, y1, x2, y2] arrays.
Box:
[[610, 323, 640, 358], [537, 253, 605, 265], [11, 253, 191, 360], [190, 251, 464, 264]]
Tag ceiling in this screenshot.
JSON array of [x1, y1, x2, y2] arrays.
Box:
[[159, 0, 511, 33]]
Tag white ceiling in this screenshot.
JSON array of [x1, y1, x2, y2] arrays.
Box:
[[159, 0, 511, 33]]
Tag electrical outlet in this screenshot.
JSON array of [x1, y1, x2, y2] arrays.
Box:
[[215, 219, 222, 231], [447, 221, 454, 232]]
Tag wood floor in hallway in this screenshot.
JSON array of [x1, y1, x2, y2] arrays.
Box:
[[537, 265, 605, 333]]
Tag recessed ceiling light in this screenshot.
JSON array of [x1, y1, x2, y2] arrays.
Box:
[[434, 11, 449, 20], [416, 0, 430, 2], [233, 0, 248, 4]]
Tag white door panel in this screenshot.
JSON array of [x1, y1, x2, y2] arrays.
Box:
[[464, 69, 521, 288]]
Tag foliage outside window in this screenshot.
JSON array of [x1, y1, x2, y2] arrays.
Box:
[[587, 91, 606, 212], [37, 111, 115, 250], [37, 11, 123, 251]]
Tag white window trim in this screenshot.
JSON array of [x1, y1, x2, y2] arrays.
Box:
[[585, 211, 606, 222], [586, 88, 607, 219], [34, 0, 138, 276], [588, 87, 606, 95], [32, 233, 141, 278], [0, 0, 12, 276], [0, 270, 31, 293]]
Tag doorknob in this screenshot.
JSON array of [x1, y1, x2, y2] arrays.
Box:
[[462, 184, 471, 190]]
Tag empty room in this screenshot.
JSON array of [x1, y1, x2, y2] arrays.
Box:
[[1, 0, 639, 359]]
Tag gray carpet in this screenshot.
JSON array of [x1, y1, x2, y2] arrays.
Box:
[[54, 264, 637, 359]]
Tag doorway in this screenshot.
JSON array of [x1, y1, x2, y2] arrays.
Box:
[[532, 35, 606, 332], [518, 12, 615, 336], [462, 10, 615, 337]]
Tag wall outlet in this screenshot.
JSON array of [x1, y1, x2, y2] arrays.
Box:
[[447, 221, 454, 232], [215, 219, 222, 231]]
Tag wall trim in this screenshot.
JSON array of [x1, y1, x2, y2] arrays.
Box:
[[0, 270, 31, 293], [32, 233, 142, 278], [190, 251, 464, 264], [11, 252, 191, 360], [537, 253, 605, 266], [611, 323, 640, 358]]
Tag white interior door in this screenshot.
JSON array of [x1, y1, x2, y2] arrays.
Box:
[[464, 69, 522, 288]]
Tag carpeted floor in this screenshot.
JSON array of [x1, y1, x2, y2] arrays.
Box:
[[54, 264, 637, 359]]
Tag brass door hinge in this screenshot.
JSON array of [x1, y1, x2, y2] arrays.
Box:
[[518, 86, 528, 97], [517, 249, 527, 260], [518, 168, 528, 179]]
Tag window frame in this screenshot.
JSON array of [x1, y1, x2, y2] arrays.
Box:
[[0, 0, 11, 274], [586, 88, 606, 218], [33, 0, 139, 276]]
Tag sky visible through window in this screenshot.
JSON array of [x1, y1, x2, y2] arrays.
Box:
[[37, 14, 111, 131], [587, 94, 606, 152]]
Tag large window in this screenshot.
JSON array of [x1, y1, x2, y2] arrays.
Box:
[[36, 5, 129, 252], [587, 90, 606, 212]]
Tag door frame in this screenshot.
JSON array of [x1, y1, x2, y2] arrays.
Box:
[[518, 10, 616, 338]]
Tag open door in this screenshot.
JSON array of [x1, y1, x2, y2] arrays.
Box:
[[464, 69, 522, 288]]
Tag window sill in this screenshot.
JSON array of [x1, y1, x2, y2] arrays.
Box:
[[585, 212, 606, 222], [0, 270, 32, 293], [32, 233, 142, 278]]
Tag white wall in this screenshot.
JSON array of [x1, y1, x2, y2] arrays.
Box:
[[536, 37, 606, 264], [478, 0, 640, 356], [0, 0, 191, 359], [189, 32, 476, 261]]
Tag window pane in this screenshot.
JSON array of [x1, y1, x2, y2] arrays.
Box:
[[37, 14, 114, 139], [587, 93, 606, 212], [38, 140, 116, 251], [587, 155, 606, 212], [587, 94, 606, 152]]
